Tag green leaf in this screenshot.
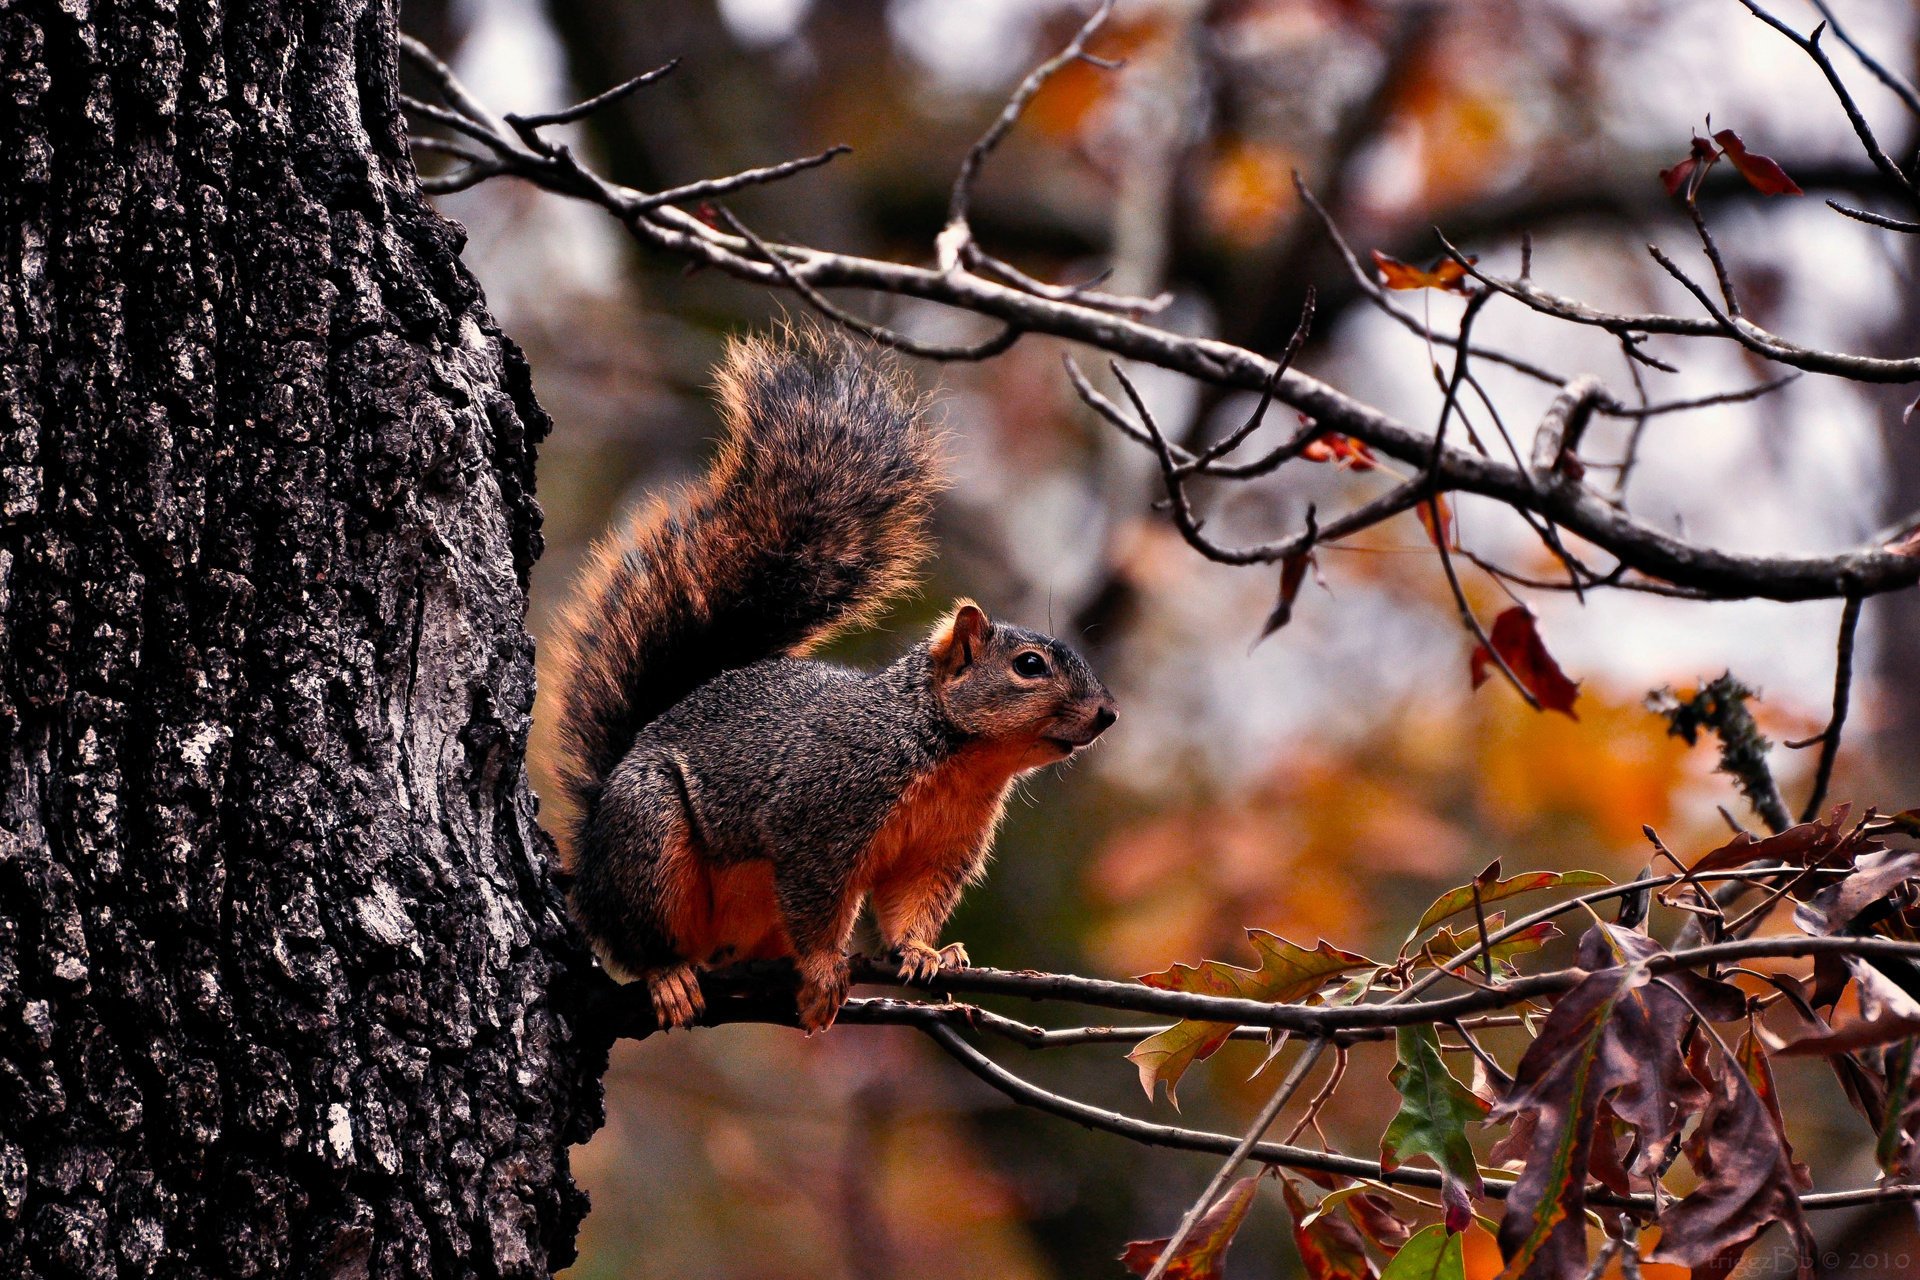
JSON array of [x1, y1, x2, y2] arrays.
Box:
[[1381, 1025, 1487, 1232], [1380, 1225, 1464, 1280], [1129, 932, 1375, 1104], [1412, 864, 1611, 937]]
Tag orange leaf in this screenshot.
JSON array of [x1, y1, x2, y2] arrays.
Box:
[[1468, 606, 1580, 719], [1129, 934, 1375, 1104], [1303, 433, 1378, 470], [1711, 128, 1802, 196], [1416, 495, 1454, 549], [1372, 249, 1475, 294], [1120, 1176, 1260, 1279]]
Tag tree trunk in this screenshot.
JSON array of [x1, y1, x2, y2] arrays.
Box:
[[0, 2, 600, 1276]]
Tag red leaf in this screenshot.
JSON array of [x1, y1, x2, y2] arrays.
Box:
[[1372, 249, 1475, 294], [1711, 128, 1803, 196], [1468, 607, 1580, 718], [1260, 550, 1319, 639], [1660, 134, 1719, 198], [1121, 1176, 1261, 1279]]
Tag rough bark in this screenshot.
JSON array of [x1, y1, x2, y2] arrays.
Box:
[[0, 1, 600, 1275]]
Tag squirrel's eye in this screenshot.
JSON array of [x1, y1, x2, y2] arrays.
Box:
[[1013, 652, 1048, 678]]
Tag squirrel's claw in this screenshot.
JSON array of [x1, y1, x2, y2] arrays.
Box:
[[896, 940, 968, 985], [647, 964, 705, 1031]]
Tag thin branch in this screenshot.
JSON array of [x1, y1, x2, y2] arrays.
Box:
[[1143, 1039, 1330, 1280], [1799, 595, 1863, 823], [1827, 199, 1920, 233], [1432, 495, 1542, 710], [1294, 178, 1565, 385], [1619, 373, 1799, 419], [1685, 200, 1741, 317], [1735, 2, 1919, 201], [627, 147, 853, 214], [942, 0, 1119, 267], [716, 206, 1023, 361], [507, 59, 679, 132], [1177, 291, 1315, 477], [397, 47, 1920, 602], [1808, 0, 1920, 119], [1439, 233, 1920, 384], [593, 970, 1920, 1216]]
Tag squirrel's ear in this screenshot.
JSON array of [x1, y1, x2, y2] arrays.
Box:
[[929, 599, 990, 679]]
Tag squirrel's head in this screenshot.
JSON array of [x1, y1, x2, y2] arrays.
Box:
[[925, 600, 1117, 766]]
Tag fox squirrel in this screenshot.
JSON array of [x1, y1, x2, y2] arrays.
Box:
[[550, 326, 1117, 1032]]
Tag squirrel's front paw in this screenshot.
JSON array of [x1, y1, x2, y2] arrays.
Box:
[[796, 955, 850, 1034], [896, 940, 969, 985], [646, 963, 706, 1030]]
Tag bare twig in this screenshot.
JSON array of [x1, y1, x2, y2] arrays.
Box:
[[1799, 595, 1863, 823], [1294, 178, 1565, 385], [1808, 0, 1920, 120], [1826, 200, 1920, 233], [508, 59, 679, 132], [1685, 200, 1741, 317], [1142, 1039, 1330, 1280], [941, 0, 1119, 268], [716, 206, 1023, 361], [1735, 2, 1919, 201]]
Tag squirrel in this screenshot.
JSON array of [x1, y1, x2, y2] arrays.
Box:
[[549, 325, 1117, 1033]]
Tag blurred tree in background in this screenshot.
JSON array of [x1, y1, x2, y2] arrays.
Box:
[[408, 1, 1920, 1276]]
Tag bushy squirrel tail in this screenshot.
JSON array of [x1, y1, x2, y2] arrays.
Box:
[[549, 324, 939, 836]]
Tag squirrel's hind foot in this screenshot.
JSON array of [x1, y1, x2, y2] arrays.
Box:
[[646, 963, 706, 1030], [895, 940, 970, 985]]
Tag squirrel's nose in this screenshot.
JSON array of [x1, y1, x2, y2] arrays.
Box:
[[1091, 705, 1117, 736]]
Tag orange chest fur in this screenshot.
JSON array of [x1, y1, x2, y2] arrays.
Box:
[[858, 740, 1029, 891]]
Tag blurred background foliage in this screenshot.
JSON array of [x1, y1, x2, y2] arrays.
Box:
[[405, 0, 1919, 1274]]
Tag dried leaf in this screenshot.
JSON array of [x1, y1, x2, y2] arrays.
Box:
[[1778, 1013, 1920, 1056], [1469, 607, 1580, 719], [1381, 1224, 1465, 1280], [1491, 925, 1743, 1279], [1382, 1025, 1488, 1233], [1792, 847, 1920, 937], [1372, 249, 1476, 294], [1283, 1177, 1380, 1280], [1413, 864, 1611, 935], [1130, 934, 1375, 1103], [1711, 128, 1803, 196], [1688, 804, 1871, 876], [1121, 1175, 1260, 1279], [1345, 1191, 1416, 1251], [1736, 1029, 1812, 1191], [1647, 1034, 1814, 1274]]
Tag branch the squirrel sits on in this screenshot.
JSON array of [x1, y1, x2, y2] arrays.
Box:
[[551, 324, 1118, 1033]]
